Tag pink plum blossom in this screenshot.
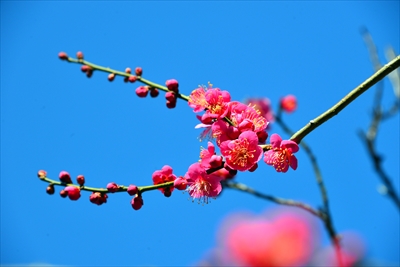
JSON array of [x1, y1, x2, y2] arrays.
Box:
[[264, 133, 299, 172], [188, 87, 231, 119], [220, 131, 263, 172], [244, 97, 275, 123], [152, 165, 177, 195], [199, 142, 223, 169], [184, 163, 223, 204]]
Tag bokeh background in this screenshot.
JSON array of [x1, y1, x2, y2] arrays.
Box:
[[1, 1, 399, 266]]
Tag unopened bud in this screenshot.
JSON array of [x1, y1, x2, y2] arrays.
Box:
[[150, 89, 159, 98], [60, 189, 68, 198], [127, 185, 138, 196], [58, 52, 68, 60], [76, 51, 84, 60], [128, 75, 137, 83], [135, 67, 142, 76], [37, 170, 47, 179], [76, 175, 85, 186], [108, 73, 115, 82], [131, 195, 144, 210], [46, 184, 55, 195]]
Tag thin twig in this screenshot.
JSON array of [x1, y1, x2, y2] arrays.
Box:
[[222, 180, 324, 218], [290, 56, 400, 144], [357, 29, 400, 210], [275, 114, 338, 243]]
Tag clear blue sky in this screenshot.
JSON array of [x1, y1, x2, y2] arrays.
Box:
[[1, 1, 399, 266]]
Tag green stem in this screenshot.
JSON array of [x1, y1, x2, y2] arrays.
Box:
[[290, 56, 400, 144], [67, 57, 190, 101], [39, 176, 174, 194]]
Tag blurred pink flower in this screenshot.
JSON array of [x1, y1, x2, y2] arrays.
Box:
[[280, 94, 297, 113], [244, 97, 275, 123], [206, 208, 318, 267]]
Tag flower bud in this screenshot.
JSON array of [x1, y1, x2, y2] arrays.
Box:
[[46, 184, 55, 195], [136, 86, 149, 97], [128, 75, 137, 83], [280, 95, 297, 113], [166, 100, 176, 109], [131, 195, 144, 210], [81, 65, 91, 73], [60, 189, 68, 198], [165, 79, 179, 93], [127, 185, 138, 196], [89, 192, 108, 205], [164, 188, 172, 198], [58, 52, 68, 60], [257, 131, 268, 144], [135, 67, 142, 76], [59, 171, 72, 184], [108, 73, 115, 82], [64, 186, 81, 200], [174, 177, 187, 190], [76, 175, 85, 186], [107, 182, 119, 193], [37, 170, 47, 179], [76, 51, 84, 59], [125, 67, 131, 74], [165, 91, 176, 102], [150, 88, 159, 98]]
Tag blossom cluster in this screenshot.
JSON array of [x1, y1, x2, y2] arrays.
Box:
[[149, 86, 301, 205], [53, 52, 301, 210]]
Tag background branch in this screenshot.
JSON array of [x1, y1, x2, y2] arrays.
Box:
[[358, 28, 400, 210]]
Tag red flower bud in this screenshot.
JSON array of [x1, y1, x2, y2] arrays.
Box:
[[108, 73, 115, 82], [131, 195, 144, 210], [136, 86, 149, 97], [60, 189, 68, 198], [89, 192, 108, 205], [280, 95, 297, 113], [76, 175, 85, 186], [150, 89, 159, 98], [107, 182, 119, 193], [127, 185, 138, 196], [64, 186, 81, 200], [165, 91, 176, 102], [166, 100, 177, 109], [174, 177, 187, 190], [59, 171, 72, 184], [81, 65, 91, 73], [128, 75, 137, 83], [46, 184, 55, 195], [76, 51, 84, 59], [135, 67, 142, 76], [165, 79, 179, 93], [37, 170, 47, 179], [58, 52, 68, 60]]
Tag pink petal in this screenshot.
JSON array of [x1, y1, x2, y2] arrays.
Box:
[[290, 155, 298, 170], [281, 140, 299, 153], [270, 134, 282, 148]]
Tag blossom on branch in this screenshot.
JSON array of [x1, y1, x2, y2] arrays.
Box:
[[220, 131, 263, 172], [185, 163, 223, 204], [264, 133, 299, 172]]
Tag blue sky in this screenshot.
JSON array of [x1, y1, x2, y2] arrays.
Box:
[[1, 1, 399, 266]]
